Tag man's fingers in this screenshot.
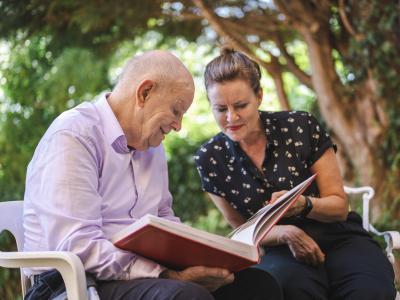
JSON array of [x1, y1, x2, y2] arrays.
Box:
[[193, 267, 235, 292], [188, 266, 233, 281], [205, 267, 231, 278], [224, 273, 235, 284]]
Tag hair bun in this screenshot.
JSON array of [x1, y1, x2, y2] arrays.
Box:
[[220, 44, 236, 56], [204, 45, 262, 95]]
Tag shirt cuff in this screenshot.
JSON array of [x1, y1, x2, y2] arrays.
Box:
[[128, 256, 166, 279]]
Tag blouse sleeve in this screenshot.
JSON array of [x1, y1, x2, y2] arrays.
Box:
[[305, 113, 336, 166], [194, 146, 225, 197]]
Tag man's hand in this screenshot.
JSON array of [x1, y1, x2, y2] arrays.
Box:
[[279, 225, 325, 266], [160, 266, 234, 292]]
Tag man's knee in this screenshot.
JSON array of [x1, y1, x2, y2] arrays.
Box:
[[97, 278, 213, 300], [169, 280, 213, 300]]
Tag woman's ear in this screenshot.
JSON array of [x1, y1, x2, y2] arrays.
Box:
[[136, 79, 154, 109], [257, 89, 263, 107]]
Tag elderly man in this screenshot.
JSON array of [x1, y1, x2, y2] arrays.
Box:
[[23, 50, 281, 300]]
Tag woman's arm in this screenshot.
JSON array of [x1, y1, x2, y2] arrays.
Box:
[[271, 148, 348, 222], [207, 193, 246, 229], [208, 190, 326, 266], [307, 148, 348, 222]]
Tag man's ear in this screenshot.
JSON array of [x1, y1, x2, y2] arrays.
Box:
[[136, 79, 155, 109]]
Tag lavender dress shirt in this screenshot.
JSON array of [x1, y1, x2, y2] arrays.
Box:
[[23, 94, 179, 280]]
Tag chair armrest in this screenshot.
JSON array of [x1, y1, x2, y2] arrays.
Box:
[[344, 186, 400, 264], [368, 226, 400, 264], [0, 251, 88, 300], [373, 229, 400, 299], [344, 186, 374, 231]]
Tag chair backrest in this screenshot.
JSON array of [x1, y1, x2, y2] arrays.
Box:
[[0, 201, 24, 251], [0, 201, 29, 295], [0, 200, 91, 299]]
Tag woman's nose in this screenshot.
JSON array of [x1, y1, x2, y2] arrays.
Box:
[[227, 110, 238, 122]]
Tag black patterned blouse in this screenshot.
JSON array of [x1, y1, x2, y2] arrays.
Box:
[[194, 110, 335, 220]]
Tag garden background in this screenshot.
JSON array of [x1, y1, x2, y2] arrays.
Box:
[[0, 1, 399, 298]]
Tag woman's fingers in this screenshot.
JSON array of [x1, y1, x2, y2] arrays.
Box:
[[285, 227, 325, 266]]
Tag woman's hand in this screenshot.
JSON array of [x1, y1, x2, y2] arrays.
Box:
[[269, 190, 306, 218], [160, 266, 234, 292], [278, 225, 325, 266]]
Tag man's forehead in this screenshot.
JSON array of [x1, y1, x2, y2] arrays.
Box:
[[173, 83, 193, 100], [174, 96, 192, 111]]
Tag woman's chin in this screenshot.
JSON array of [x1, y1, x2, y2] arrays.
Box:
[[224, 131, 243, 142]]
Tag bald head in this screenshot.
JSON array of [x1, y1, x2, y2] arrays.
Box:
[[116, 50, 194, 94], [108, 50, 195, 151]]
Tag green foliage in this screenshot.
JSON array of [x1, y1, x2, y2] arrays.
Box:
[[164, 134, 211, 222], [163, 126, 230, 234], [343, 1, 400, 95], [187, 208, 230, 236], [336, 1, 400, 108], [0, 35, 111, 298], [0, 231, 20, 299], [0, 36, 110, 201], [0, 1, 203, 55]]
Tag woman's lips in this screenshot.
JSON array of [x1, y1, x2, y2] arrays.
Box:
[[227, 125, 243, 131]]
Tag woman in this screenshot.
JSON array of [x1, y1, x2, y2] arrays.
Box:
[[194, 48, 396, 300]]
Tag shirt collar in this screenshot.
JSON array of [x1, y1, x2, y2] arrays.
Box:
[[223, 110, 278, 157], [259, 110, 277, 147], [95, 93, 130, 154]]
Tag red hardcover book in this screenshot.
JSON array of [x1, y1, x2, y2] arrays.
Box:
[[111, 174, 316, 272]]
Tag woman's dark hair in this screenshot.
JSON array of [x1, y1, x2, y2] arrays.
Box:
[[204, 47, 262, 96]]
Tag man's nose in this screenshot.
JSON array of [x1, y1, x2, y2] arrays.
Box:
[[171, 120, 182, 132]]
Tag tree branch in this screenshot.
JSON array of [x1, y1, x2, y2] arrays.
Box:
[[274, 34, 313, 89], [219, 17, 312, 89], [273, 0, 330, 34], [338, 0, 364, 41], [192, 0, 291, 110]]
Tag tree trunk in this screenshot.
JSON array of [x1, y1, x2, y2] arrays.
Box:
[[266, 1, 389, 206], [300, 24, 389, 217]]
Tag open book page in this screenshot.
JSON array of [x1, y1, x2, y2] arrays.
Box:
[[228, 197, 291, 245], [111, 214, 259, 260], [148, 216, 256, 257], [229, 174, 317, 246]]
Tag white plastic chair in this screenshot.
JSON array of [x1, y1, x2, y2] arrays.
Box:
[[344, 186, 400, 299], [0, 201, 88, 299]]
